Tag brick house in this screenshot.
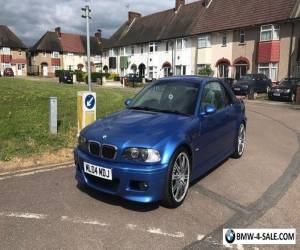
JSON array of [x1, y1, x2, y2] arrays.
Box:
[[103, 0, 300, 82], [29, 27, 108, 77], [0, 25, 27, 76]]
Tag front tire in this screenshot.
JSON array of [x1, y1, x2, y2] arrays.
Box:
[[162, 148, 191, 208], [232, 123, 246, 159]]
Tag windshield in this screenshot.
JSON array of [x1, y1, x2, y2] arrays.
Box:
[[129, 81, 200, 116], [240, 75, 255, 81], [279, 79, 299, 87]]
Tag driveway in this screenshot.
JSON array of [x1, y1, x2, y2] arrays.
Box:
[[0, 102, 299, 250]]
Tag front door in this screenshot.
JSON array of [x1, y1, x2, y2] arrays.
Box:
[[17, 64, 22, 76], [42, 65, 48, 77]]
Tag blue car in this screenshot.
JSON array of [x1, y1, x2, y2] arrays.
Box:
[[74, 76, 247, 207]]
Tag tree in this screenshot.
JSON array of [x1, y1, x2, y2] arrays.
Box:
[[198, 65, 214, 76]]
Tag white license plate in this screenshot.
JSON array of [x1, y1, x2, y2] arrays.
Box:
[[273, 93, 280, 97], [84, 162, 112, 180], [234, 88, 240, 91]]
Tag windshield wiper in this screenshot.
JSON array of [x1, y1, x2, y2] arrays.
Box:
[[129, 106, 160, 112], [129, 106, 190, 116], [157, 109, 190, 116]]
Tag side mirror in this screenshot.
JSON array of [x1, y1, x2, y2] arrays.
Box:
[[203, 104, 217, 115], [124, 98, 133, 107]]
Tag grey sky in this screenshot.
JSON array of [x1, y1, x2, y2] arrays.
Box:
[[0, 0, 197, 47]]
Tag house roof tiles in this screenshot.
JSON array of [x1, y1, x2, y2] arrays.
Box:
[[0, 25, 26, 49], [31, 29, 108, 55], [105, 0, 299, 49]]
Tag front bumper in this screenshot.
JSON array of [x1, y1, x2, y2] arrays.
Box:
[[268, 92, 291, 101], [74, 148, 168, 203]]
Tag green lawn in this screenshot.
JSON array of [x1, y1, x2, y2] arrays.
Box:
[[0, 78, 134, 161]]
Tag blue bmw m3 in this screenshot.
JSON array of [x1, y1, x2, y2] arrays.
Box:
[[74, 76, 247, 207]]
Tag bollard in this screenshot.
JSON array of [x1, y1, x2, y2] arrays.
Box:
[[49, 97, 57, 134]]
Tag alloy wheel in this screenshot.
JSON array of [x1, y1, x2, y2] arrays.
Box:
[[238, 124, 246, 155], [171, 152, 190, 203]]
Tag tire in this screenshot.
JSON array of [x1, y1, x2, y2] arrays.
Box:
[[162, 147, 191, 208], [232, 123, 246, 159]]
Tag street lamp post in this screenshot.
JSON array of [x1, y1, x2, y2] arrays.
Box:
[[81, 5, 92, 91]]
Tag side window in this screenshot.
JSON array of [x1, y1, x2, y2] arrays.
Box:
[[201, 82, 225, 110]]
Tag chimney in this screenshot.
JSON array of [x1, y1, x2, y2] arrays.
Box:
[[175, 0, 185, 11], [95, 29, 102, 43], [55, 27, 61, 37], [128, 11, 141, 24]]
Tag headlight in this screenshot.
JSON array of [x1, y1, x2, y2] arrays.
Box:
[[78, 135, 87, 145], [123, 148, 161, 163], [283, 89, 291, 93], [78, 135, 88, 150]]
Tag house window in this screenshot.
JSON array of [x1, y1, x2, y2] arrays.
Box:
[[258, 63, 278, 81], [175, 66, 182, 76], [95, 55, 101, 61], [239, 30, 245, 44], [176, 39, 182, 50], [126, 47, 131, 55], [109, 49, 116, 57], [43, 52, 46, 57], [18, 50, 22, 55], [218, 64, 229, 78], [2, 47, 11, 55], [52, 51, 59, 58], [120, 47, 125, 56], [198, 34, 211, 48], [141, 44, 144, 54], [166, 41, 169, 52], [260, 24, 280, 41], [176, 38, 187, 50], [222, 33, 227, 46], [52, 65, 59, 73], [149, 43, 158, 53], [148, 66, 154, 79], [131, 46, 135, 55], [67, 53, 73, 57], [3, 63, 11, 69]]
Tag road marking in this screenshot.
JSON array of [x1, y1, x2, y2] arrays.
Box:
[[61, 216, 108, 227], [0, 212, 47, 219], [126, 223, 138, 230], [197, 234, 205, 241], [0, 161, 74, 177], [0, 211, 203, 240], [0, 164, 73, 181], [146, 227, 184, 238]]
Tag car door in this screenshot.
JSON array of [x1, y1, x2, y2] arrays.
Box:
[[254, 75, 263, 92], [193, 81, 233, 175]]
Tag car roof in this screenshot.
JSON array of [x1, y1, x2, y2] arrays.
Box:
[[158, 75, 219, 85]]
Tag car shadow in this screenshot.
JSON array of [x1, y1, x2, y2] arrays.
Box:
[[76, 184, 160, 212]]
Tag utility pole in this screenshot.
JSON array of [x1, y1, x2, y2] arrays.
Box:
[[81, 4, 92, 91]]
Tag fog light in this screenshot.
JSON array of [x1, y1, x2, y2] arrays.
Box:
[[139, 181, 148, 191], [130, 181, 149, 191]]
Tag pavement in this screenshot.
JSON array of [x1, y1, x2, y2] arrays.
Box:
[[0, 102, 299, 250]]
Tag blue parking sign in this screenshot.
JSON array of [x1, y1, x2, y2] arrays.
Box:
[[85, 94, 95, 110]]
